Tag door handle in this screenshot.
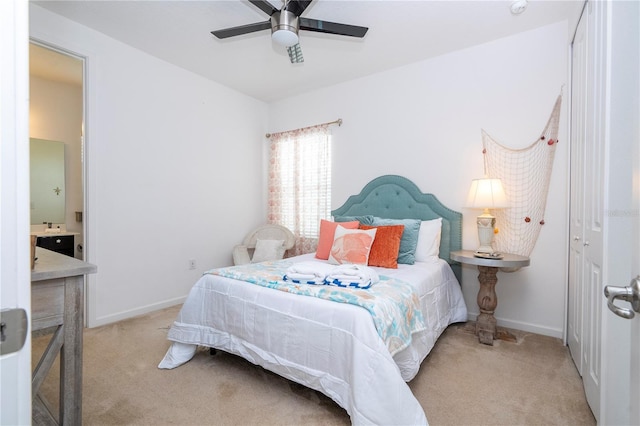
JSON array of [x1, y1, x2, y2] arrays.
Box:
[[604, 276, 640, 319], [0, 308, 28, 355]]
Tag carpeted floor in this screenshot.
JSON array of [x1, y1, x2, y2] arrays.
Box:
[[32, 305, 596, 425]]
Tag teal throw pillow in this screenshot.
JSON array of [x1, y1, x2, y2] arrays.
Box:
[[371, 217, 421, 264], [334, 215, 375, 226]]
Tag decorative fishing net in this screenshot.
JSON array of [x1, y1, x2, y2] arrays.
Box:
[[482, 95, 562, 257]]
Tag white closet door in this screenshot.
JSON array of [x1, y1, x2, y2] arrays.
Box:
[[567, 7, 587, 375], [568, 1, 607, 420], [581, 0, 607, 417]]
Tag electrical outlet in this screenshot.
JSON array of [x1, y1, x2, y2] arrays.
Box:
[[188, 259, 196, 270]]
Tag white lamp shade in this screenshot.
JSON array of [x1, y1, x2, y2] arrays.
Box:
[[466, 178, 509, 209]]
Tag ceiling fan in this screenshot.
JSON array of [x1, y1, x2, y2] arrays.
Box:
[[211, 0, 368, 63]]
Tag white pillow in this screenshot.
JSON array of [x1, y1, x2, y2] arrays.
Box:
[[251, 239, 285, 263], [328, 226, 377, 265], [414, 218, 442, 262]]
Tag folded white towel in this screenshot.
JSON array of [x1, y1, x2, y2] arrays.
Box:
[[329, 264, 380, 281], [283, 273, 326, 285], [325, 264, 380, 289], [283, 261, 336, 285], [286, 261, 336, 277]]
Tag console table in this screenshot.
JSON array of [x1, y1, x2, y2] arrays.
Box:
[[450, 250, 530, 345], [31, 247, 97, 425]]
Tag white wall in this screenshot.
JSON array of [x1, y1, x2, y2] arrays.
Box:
[[29, 3, 572, 337], [30, 5, 268, 327], [30, 75, 84, 253], [268, 22, 571, 338]]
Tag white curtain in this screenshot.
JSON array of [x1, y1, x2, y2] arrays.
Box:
[[268, 125, 332, 256]]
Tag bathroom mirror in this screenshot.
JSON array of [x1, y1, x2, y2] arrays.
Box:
[[30, 138, 65, 225]]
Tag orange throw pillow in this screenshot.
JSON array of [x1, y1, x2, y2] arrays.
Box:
[[360, 224, 405, 268], [315, 219, 359, 260]]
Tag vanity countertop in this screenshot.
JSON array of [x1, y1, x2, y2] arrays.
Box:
[[31, 230, 80, 237]]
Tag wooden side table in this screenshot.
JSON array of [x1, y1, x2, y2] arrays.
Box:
[[450, 250, 530, 345], [31, 247, 97, 425]]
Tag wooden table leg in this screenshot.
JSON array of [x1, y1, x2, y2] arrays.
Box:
[[450, 250, 528, 346], [60, 275, 84, 425], [476, 266, 498, 345]]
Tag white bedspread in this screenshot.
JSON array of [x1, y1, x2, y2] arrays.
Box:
[[159, 254, 467, 425]]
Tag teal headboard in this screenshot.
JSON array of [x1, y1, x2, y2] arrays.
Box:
[[331, 175, 462, 283]]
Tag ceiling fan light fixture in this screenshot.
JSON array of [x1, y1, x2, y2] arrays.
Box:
[[271, 11, 299, 47], [272, 29, 299, 46]]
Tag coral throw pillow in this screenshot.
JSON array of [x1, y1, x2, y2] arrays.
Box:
[[328, 226, 377, 265], [315, 219, 359, 260], [359, 224, 405, 268]]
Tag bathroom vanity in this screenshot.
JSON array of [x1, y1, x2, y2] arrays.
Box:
[[34, 233, 75, 257]]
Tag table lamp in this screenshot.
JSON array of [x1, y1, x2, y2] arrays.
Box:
[[466, 177, 509, 255]]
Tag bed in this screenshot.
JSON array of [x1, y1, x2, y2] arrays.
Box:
[[159, 175, 467, 425]]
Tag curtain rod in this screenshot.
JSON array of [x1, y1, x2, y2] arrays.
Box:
[[265, 118, 342, 138]]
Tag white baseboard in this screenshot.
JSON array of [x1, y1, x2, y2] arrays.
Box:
[[87, 296, 186, 328], [466, 312, 563, 339]]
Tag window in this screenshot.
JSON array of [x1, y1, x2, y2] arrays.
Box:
[[268, 125, 331, 255]]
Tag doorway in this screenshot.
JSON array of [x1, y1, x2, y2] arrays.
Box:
[[29, 41, 85, 259], [29, 41, 94, 328]]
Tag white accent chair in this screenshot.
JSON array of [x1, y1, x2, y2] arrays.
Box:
[[233, 224, 296, 265]]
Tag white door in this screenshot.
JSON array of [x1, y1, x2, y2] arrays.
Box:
[[600, 1, 640, 424], [582, 0, 607, 415], [568, 1, 606, 418], [567, 7, 587, 375], [569, 1, 640, 424], [0, 0, 32, 424]]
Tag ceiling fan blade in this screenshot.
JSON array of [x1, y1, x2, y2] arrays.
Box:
[[299, 17, 368, 38], [287, 43, 304, 63], [284, 0, 313, 17], [211, 20, 271, 39], [249, 0, 279, 16]]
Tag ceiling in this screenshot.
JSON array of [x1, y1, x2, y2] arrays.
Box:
[[32, 0, 584, 103]]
